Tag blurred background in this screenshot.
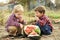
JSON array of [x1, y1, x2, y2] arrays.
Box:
[[0, 0, 60, 25], [0, 0, 60, 40]]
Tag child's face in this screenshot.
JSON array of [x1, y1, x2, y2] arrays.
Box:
[[15, 11, 23, 18], [35, 11, 43, 17]]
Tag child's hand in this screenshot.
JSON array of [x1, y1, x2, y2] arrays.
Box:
[[19, 16, 24, 22], [20, 18, 24, 22], [35, 17, 39, 21], [20, 23, 23, 29]]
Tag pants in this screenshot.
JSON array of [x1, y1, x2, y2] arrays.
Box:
[[36, 22, 52, 35]]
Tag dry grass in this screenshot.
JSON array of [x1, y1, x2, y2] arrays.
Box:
[[0, 9, 60, 40]]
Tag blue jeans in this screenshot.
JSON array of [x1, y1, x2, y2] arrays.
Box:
[[36, 22, 52, 35]]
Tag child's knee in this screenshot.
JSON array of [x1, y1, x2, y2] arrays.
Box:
[[47, 31, 51, 35], [8, 26, 17, 33], [44, 31, 51, 35]]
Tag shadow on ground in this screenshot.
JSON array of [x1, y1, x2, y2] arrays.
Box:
[[0, 24, 60, 40]]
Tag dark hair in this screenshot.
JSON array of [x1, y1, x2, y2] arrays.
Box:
[[35, 6, 45, 14]]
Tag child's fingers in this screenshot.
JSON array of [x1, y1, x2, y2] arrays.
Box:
[[20, 24, 23, 29]]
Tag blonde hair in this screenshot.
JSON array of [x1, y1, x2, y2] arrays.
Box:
[[12, 4, 24, 13]]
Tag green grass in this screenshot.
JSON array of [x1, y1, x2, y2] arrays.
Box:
[[46, 10, 60, 19], [23, 10, 60, 20], [0, 10, 60, 25]]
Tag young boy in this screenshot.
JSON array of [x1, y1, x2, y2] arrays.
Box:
[[6, 4, 26, 36], [34, 6, 53, 35]]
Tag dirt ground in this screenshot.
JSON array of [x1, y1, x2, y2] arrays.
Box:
[[0, 24, 60, 40]]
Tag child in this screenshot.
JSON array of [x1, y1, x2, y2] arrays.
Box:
[[6, 4, 25, 37], [34, 6, 53, 35]]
